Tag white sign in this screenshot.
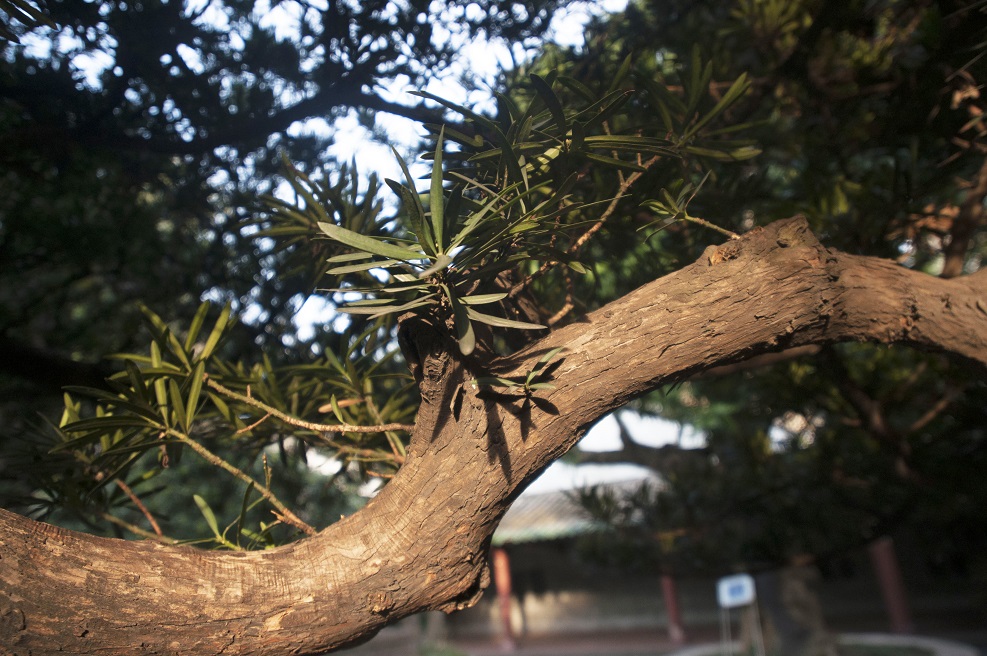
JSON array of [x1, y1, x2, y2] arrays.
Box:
[[717, 573, 756, 609]]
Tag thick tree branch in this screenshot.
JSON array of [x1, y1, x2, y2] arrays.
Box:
[[2, 217, 985, 655], [2, 79, 448, 157], [575, 441, 710, 473]]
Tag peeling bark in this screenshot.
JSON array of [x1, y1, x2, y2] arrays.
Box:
[[1, 217, 985, 655]]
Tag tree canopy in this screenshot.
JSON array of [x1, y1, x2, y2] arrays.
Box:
[[0, 0, 567, 525], [0, 0, 985, 654], [540, 0, 987, 577]]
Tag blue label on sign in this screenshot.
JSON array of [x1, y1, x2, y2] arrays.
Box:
[[717, 574, 756, 608]]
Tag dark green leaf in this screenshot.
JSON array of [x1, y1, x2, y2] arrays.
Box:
[[557, 75, 596, 102], [59, 417, 152, 433], [530, 74, 567, 134], [682, 73, 750, 141], [168, 379, 188, 432], [430, 127, 446, 252], [607, 54, 634, 94], [443, 285, 475, 356], [193, 494, 221, 537], [318, 222, 424, 261], [184, 302, 211, 352], [185, 361, 205, 430], [328, 258, 403, 275], [460, 292, 508, 305], [385, 177, 435, 256], [465, 308, 545, 330], [583, 152, 646, 171], [198, 302, 232, 363], [417, 253, 453, 279]]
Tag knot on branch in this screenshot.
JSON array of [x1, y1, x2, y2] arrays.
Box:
[[367, 592, 395, 616], [703, 215, 820, 266], [436, 560, 491, 614]]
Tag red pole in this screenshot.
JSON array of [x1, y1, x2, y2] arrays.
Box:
[[492, 547, 516, 650], [868, 536, 914, 634], [661, 573, 687, 644]]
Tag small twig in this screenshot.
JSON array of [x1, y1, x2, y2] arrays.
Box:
[[235, 412, 272, 435], [364, 397, 407, 464], [366, 470, 396, 479], [114, 478, 163, 537], [546, 301, 575, 327], [98, 511, 178, 545], [546, 271, 576, 327], [206, 377, 415, 434], [682, 215, 740, 240], [321, 438, 401, 464], [569, 156, 660, 254], [512, 156, 661, 298], [546, 269, 576, 328], [164, 426, 316, 536], [908, 388, 963, 434]]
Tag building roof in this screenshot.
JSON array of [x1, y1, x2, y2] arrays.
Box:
[[492, 477, 661, 546]]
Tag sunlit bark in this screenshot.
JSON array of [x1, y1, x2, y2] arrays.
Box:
[[2, 217, 984, 655]]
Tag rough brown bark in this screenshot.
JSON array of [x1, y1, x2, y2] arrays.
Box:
[[1, 217, 985, 655]]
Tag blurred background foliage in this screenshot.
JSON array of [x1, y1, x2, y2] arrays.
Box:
[[536, 0, 987, 579], [0, 0, 985, 588], [0, 0, 569, 542]]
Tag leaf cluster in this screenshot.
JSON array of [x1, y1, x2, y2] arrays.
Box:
[[287, 66, 758, 355], [38, 302, 415, 546]]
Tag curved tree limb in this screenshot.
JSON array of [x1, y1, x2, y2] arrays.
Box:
[[1, 217, 985, 655]]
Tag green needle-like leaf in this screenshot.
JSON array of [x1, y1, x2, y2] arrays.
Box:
[[185, 361, 205, 431], [318, 222, 424, 262], [417, 253, 453, 279], [583, 152, 646, 171], [235, 482, 255, 548], [537, 346, 565, 366], [198, 302, 232, 363], [385, 177, 435, 256], [430, 127, 445, 252], [328, 258, 403, 275], [460, 292, 508, 305], [184, 302, 211, 352], [682, 73, 750, 141], [443, 285, 475, 356], [329, 394, 345, 423], [326, 252, 375, 263], [193, 494, 221, 538], [530, 73, 567, 133], [465, 307, 545, 330], [168, 379, 188, 432]]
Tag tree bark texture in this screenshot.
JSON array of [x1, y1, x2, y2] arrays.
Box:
[[1, 217, 985, 655]]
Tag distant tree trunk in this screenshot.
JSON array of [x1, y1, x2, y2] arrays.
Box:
[[661, 574, 687, 645], [868, 536, 914, 634], [756, 561, 837, 656], [492, 547, 517, 650], [1, 218, 985, 654]]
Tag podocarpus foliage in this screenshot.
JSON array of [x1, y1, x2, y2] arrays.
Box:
[[42, 59, 760, 546], [1, 13, 985, 648]]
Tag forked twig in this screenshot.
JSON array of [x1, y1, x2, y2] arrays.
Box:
[[206, 377, 415, 434]]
